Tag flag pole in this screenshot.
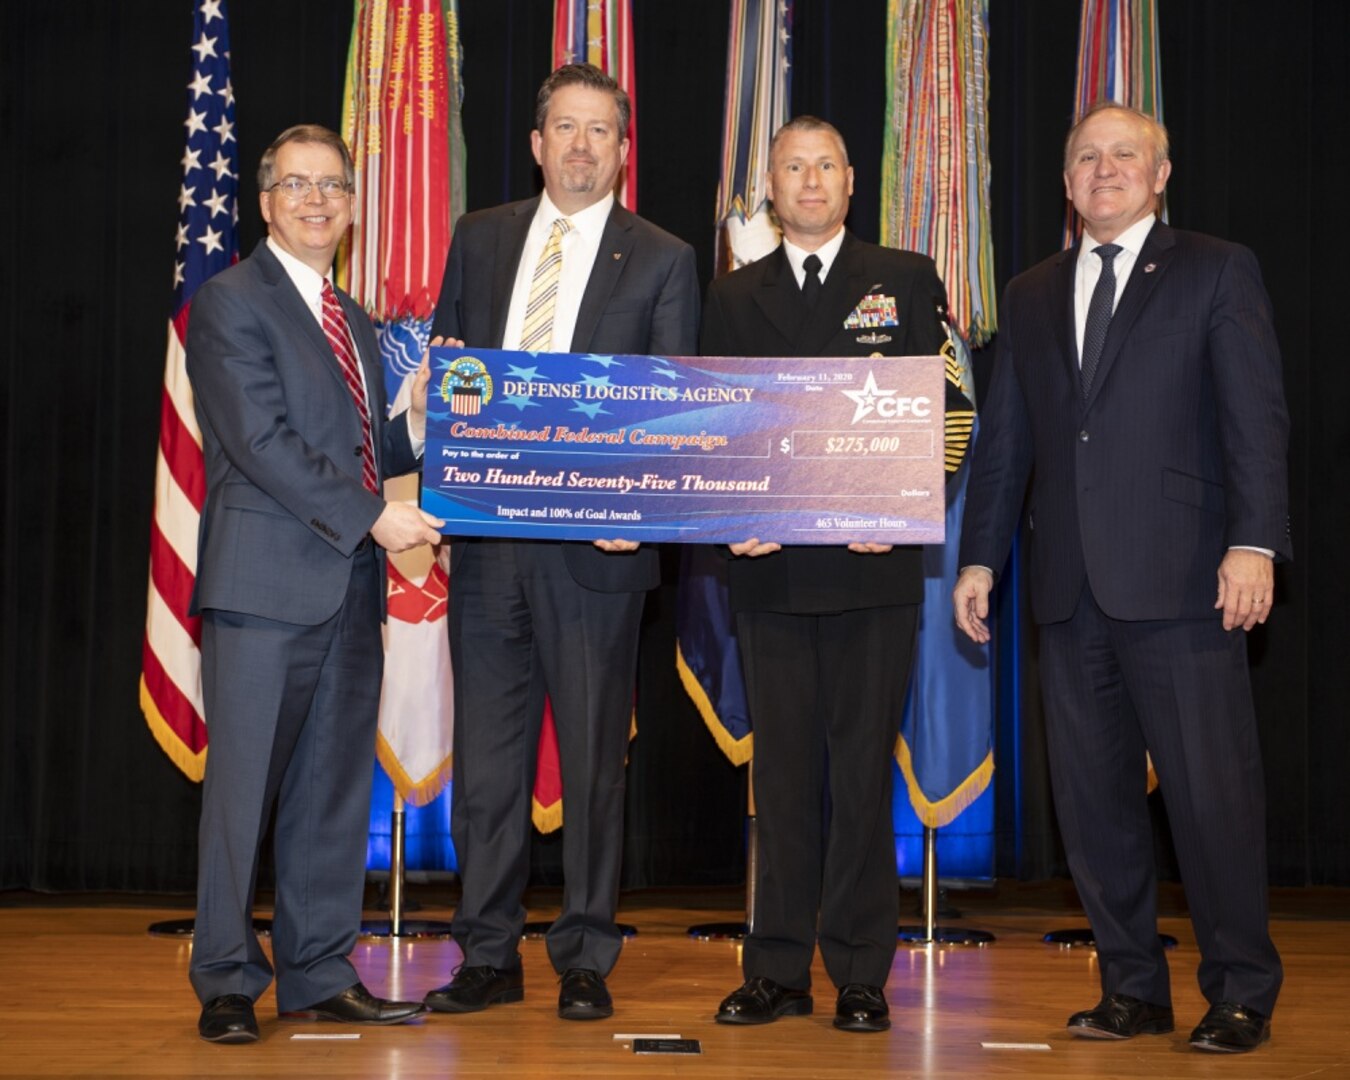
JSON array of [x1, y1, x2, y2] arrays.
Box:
[[361, 794, 454, 939], [898, 826, 996, 946]]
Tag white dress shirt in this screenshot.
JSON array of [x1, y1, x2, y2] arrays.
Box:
[[1073, 213, 1156, 362], [266, 237, 423, 459], [781, 226, 847, 288], [502, 191, 615, 352]]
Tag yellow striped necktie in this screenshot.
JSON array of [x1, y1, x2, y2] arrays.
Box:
[[519, 217, 573, 352]]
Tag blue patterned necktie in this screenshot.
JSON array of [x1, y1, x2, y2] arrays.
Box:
[[1080, 242, 1122, 397]]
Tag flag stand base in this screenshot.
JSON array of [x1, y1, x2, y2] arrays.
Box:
[[1043, 928, 1178, 949], [689, 796, 758, 941], [899, 826, 995, 946], [147, 918, 272, 939], [522, 921, 639, 940]]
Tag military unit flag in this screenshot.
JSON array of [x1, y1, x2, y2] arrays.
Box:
[[341, 0, 467, 806], [882, 0, 993, 827]]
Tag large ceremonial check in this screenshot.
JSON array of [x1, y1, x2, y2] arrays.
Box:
[[421, 347, 945, 544]]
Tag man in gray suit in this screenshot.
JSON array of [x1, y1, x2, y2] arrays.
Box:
[[422, 64, 699, 1021], [187, 124, 444, 1043]]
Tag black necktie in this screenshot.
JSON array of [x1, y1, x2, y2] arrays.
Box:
[[801, 253, 823, 308], [1080, 243, 1122, 397]]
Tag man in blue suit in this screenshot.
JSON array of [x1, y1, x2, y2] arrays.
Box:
[[954, 103, 1289, 1054], [421, 64, 699, 1022], [187, 124, 444, 1042]]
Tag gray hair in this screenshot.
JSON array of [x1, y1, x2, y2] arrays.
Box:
[[257, 124, 355, 191], [769, 116, 851, 168], [1063, 101, 1169, 170]]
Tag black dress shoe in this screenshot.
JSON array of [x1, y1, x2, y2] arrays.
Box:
[[1067, 993, 1175, 1039], [198, 994, 259, 1044], [834, 983, 890, 1033], [1189, 1001, 1270, 1053], [714, 976, 813, 1025], [424, 964, 525, 1013], [557, 968, 613, 1020], [284, 981, 428, 1025]]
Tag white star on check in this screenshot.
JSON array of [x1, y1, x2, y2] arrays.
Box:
[[841, 370, 894, 423], [176, 222, 190, 250], [184, 108, 208, 136], [191, 33, 218, 61], [217, 78, 234, 108], [187, 70, 212, 99], [178, 184, 197, 212], [181, 147, 202, 175], [207, 150, 233, 181], [204, 188, 230, 218], [173, 261, 185, 287], [200, 0, 223, 23], [198, 225, 224, 256], [212, 116, 235, 144]]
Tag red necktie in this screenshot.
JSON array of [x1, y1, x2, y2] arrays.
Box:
[[320, 279, 379, 495]]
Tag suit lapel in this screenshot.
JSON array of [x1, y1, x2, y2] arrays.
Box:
[[1050, 244, 1079, 392], [255, 242, 350, 395], [750, 247, 808, 353], [1085, 221, 1176, 407], [570, 204, 635, 351], [254, 242, 376, 467], [491, 199, 536, 347]]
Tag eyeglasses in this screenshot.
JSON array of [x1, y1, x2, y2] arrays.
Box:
[[268, 176, 351, 200]]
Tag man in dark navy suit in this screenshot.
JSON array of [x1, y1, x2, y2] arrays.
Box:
[[188, 125, 442, 1043], [421, 64, 699, 1022], [955, 103, 1289, 1053]]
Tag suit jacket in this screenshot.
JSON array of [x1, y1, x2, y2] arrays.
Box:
[[700, 232, 951, 614], [187, 240, 418, 625], [431, 197, 700, 592], [959, 222, 1291, 624]]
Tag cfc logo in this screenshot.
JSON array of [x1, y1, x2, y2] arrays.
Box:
[[840, 371, 931, 424]]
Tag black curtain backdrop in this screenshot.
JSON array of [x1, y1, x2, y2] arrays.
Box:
[[2, 0, 1346, 894]]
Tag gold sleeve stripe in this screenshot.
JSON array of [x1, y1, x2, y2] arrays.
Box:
[[944, 408, 975, 473]]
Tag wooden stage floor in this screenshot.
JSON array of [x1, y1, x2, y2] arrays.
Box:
[[1, 884, 1347, 1078]]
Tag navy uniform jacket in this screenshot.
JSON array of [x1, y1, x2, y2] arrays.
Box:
[[700, 231, 963, 614]]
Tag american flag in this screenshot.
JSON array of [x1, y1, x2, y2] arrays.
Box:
[[140, 0, 238, 780]]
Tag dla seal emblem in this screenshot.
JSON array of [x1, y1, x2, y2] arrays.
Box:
[[441, 355, 493, 416]]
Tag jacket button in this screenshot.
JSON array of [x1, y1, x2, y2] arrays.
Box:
[[354, 445, 363, 456], [1079, 430, 1090, 442]]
